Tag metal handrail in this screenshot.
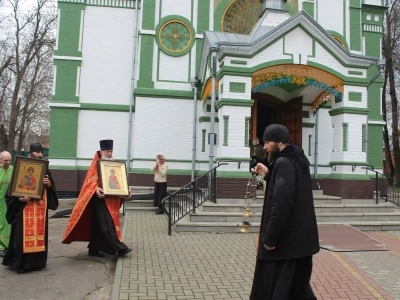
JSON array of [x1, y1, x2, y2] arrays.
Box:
[[161, 163, 226, 235], [364, 167, 400, 205]]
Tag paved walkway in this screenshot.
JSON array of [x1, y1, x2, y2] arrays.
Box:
[[111, 211, 400, 300]]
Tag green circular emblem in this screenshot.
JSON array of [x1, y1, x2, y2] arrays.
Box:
[[156, 17, 195, 56]]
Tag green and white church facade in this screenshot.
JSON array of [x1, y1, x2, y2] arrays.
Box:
[[50, 0, 386, 199]]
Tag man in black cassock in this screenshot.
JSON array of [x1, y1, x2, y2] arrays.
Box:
[[2, 143, 59, 273], [250, 124, 319, 300]]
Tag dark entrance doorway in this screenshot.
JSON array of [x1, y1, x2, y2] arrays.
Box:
[[250, 95, 303, 148]]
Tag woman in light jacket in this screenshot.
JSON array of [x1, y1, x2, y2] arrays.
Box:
[[151, 154, 168, 214]]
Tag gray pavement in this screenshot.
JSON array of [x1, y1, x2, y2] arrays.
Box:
[[112, 210, 256, 300], [0, 199, 116, 300], [4, 201, 400, 299]]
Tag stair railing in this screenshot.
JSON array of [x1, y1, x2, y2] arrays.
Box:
[[364, 167, 400, 205], [161, 163, 226, 235]]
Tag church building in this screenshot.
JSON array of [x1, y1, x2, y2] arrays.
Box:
[[50, 0, 386, 199]]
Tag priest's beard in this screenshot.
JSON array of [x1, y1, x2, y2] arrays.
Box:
[[101, 155, 114, 161], [267, 143, 280, 163]]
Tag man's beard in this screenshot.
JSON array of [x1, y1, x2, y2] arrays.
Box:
[[101, 156, 114, 161], [267, 144, 280, 163]]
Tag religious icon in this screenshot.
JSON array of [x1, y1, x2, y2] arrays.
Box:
[[9, 156, 49, 199], [97, 160, 129, 197]]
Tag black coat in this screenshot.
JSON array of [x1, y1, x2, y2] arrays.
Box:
[[257, 144, 319, 260]]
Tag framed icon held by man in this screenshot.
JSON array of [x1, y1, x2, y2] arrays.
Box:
[[9, 156, 49, 200], [97, 160, 129, 197]]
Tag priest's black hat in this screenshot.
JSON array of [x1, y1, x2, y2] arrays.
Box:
[[263, 124, 290, 143], [99, 139, 113, 151], [29, 143, 44, 153]]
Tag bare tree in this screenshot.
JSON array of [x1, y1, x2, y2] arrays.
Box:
[[0, 0, 56, 153], [382, 0, 400, 181]]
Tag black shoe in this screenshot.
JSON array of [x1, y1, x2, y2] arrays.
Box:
[[17, 269, 25, 274], [0, 250, 6, 257], [88, 250, 105, 257], [118, 248, 132, 256], [155, 210, 164, 214]]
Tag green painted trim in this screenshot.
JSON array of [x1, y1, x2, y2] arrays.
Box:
[[52, 60, 81, 103], [201, 129, 206, 152], [137, 35, 154, 88], [308, 134, 312, 156], [219, 61, 225, 68], [80, 103, 130, 112], [131, 168, 192, 175], [229, 82, 246, 93], [216, 171, 251, 179], [217, 66, 253, 79], [134, 87, 192, 99], [49, 107, 78, 157], [348, 70, 363, 75], [216, 98, 254, 110], [303, 122, 315, 128], [142, 0, 156, 30], [342, 123, 348, 151], [329, 107, 369, 116], [368, 124, 384, 167], [329, 161, 369, 166], [327, 30, 349, 49], [245, 117, 250, 147], [199, 116, 219, 123], [324, 174, 371, 180], [349, 4, 362, 51], [223, 115, 229, 146], [303, 1, 314, 18], [362, 124, 366, 152], [216, 157, 251, 162], [55, 3, 85, 57], [214, 0, 232, 31], [231, 60, 247, 65], [197, 0, 210, 34], [348, 91, 362, 102], [155, 15, 196, 57]]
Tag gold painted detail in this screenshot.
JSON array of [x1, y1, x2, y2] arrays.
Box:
[[312, 91, 334, 113], [332, 36, 345, 47], [222, 0, 262, 34], [252, 65, 343, 113], [202, 77, 220, 103]]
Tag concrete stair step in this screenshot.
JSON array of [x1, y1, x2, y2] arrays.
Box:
[[201, 203, 397, 213], [175, 220, 400, 233], [316, 212, 400, 222], [188, 211, 400, 223]]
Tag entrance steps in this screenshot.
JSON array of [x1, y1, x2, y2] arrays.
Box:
[[125, 187, 400, 232]]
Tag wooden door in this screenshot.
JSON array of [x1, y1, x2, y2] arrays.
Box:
[[280, 97, 302, 148]]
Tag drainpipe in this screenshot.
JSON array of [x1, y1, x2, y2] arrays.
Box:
[[365, 59, 385, 174], [191, 77, 199, 181], [127, 0, 140, 174], [209, 44, 219, 171], [314, 108, 319, 178]]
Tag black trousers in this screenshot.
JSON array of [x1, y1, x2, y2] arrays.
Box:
[[250, 256, 317, 300], [153, 182, 167, 212]]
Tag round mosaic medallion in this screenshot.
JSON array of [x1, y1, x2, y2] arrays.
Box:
[[222, 0, 263, 34], [158, 20, 192, 55]]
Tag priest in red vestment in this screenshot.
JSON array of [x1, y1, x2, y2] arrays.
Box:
[[2, 143, 59, 273], [62, 139, 131, 257]]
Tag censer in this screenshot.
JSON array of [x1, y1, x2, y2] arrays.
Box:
[[240, 173, 258, 233]]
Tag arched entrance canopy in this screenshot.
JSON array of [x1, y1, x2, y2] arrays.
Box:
[[252, 65, 344, 113]]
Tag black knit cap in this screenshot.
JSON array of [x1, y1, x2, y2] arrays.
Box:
[[29, 143, 43, 153], [263, 124, 290, 143], [99, 139, 113, 151]]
